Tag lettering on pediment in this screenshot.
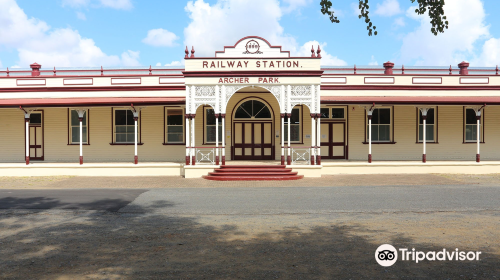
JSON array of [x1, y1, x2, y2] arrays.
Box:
[[216, 36, 289, 58]]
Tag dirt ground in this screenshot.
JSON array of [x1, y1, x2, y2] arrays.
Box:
[[0, 174, 499, 279], [0, 173, 498, 189], [0, 210, 498, 279]]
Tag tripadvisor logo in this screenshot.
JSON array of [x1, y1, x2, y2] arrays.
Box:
[[375, 244, 482, 267]]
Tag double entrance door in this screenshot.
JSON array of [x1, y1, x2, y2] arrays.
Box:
[[232, 122, 273, 160], [320, 122, 346, 159]]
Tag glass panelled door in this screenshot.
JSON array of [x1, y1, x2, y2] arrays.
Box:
[[320, 122, 346, 159], [233, 122, 273, 160], [28, 111, 44, 160]]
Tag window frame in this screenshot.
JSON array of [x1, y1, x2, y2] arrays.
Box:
[[110, 107, 142, 145], [416, 107, 438, 144], [320, 106, 346, 120], [363, 106, 395, 144], [67, 109, 90, 145], [203, 106, 223, 145], [283, 106, 302, 143], [163, 106, 185, 145], [463, 107, 485, 143]]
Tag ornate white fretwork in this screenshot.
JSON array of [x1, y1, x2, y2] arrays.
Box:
[[289, 85, 314, 112], [192, 85, 217, 113]]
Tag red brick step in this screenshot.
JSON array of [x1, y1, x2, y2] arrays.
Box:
[[203, 164, 303, 181]]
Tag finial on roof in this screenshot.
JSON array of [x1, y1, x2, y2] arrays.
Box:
[[316, 45, 321, 58], [185, 46, 189, 58], [101, 66, 103, 76], [149, 65, 152, 75], [190, 46, 195, 58], [402, 64, 405, 75], [449, 65, 452, 75], [311, 46, 316, 58]]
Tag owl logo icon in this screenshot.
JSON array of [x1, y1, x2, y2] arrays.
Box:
[[243, 40, 262, 54]]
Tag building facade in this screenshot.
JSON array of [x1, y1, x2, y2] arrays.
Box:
[[1, 36, 499, 177]]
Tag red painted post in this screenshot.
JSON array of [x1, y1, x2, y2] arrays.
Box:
[[458, 61, 469, 75], [30, 63, 41, 77], [383, 61, 394, 75]]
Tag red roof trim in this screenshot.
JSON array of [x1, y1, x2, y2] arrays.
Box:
[[320, 96, 500, 105], [0, 97, 185, 108], [0, 85, 185, 93]]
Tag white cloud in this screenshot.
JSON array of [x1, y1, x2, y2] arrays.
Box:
[[399, 0, 489, 66], [298, 41, 347, 66], [0, 0, 139, 68], [0, 60, 2, 68], [99, 0, 133, 10], [165, 61, 183, 66], [62, 0, 132, 10], [76, 11, 86, 20], [62, 0, 90, 8], [156, 62, 161, 66], [120, 50, 140, 66], [374, 0, 402, 17], [184, 0, 298, 57], [350, 2, 361, 16], [393, 17, 405, 27], [281, 0, 311, 14], [368, 55, 378, 65], [142, 28, 179, 47]]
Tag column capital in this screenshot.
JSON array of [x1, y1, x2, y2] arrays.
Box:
[[280, 113, 285, 118], [367, 115, 372, 120], [133, 117, 138, 121], [185, 114, 191, 119], [316, 113, 321, 118], [310, 113, 316, 118], [421, 115, 427, 120], [191, 114, 196, 118], [78, 117, 84, 122], [286, 113, 291, 118], [220, 113, 226, 118]]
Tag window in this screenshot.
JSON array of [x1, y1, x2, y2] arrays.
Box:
[[284, 107, 301, 142], [205, 108, 222, 144], [320, 108, 330, 119], [418, 108, 436, 142], [69, 109, 88, 144], [331, 108, 345, 119], [464, 108, 483, 142], [113, 109, 138, 143], [234, 100, 272, 119], [165, 108, 184, 144], [320, 107, 345, 119], [367, 108, 391, 142]]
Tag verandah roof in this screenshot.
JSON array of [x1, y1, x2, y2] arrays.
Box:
[[320, 96, 500, 105]]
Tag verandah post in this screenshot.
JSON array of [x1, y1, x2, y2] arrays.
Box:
[[476, 111, 481, 163], [185, 85, 190, 165], [316, 84, 321, 165], [133, 111, 139, 164], [221, 85, 226, 165], [215, 85, 219, 165], [76, 109, 86, 165], [310, 84, 315, 165], [280, 85, 285, 165], [287, 85, 291, 165], [368, 111, 373, 163]]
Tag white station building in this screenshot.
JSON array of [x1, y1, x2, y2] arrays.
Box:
[[1, 36, 499, 179]]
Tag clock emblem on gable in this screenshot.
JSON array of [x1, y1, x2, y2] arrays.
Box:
[[243, 40, 263, 54]]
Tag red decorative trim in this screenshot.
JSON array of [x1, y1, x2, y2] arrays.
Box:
[[287, 155, 291, 165], [16, 79, 46, 86], [185, 156, 190, 165], [459, 77, 489, 84], [0, 85, 185, 93], [222, 155, 225, 165], [134, 155, 138, 164], [216, 156, 219, 165], [458, 61, 469, 75], [111, 78, 142, 85], [281, 155, 285, 165], [221, 114, 226, 118], [182, 70, 323, 77], [364, 77, 395, 84], [320, 85, 500, 91], [159, 77, 185, 84], [476, 154, 480, 162], [422, 154, 426, 163], [109, 143, 144, 145], [25, 156, 29, 165], [63, 78, 93, 85], [320, 76, 347, 84], [214, 36, 291, 57], [280, 113, 285, 118], [191, 155, 196, 166], [316, 155, 321, 165], [310, 155, 315, 165], [412, 77, 442, 84], [368, 154, 372, 163], [80, 156, 83, 165], [362, 142, 397, 144]]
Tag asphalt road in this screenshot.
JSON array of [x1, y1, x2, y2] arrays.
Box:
[[1, 185, 499, 213]]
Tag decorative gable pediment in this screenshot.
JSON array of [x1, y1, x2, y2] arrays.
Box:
[[215, 36, 290, 58]]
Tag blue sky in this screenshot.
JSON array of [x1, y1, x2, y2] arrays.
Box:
[[1, 0, 500, 69]]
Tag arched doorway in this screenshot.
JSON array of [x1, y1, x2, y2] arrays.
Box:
[[231, 98, 274, 160]]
